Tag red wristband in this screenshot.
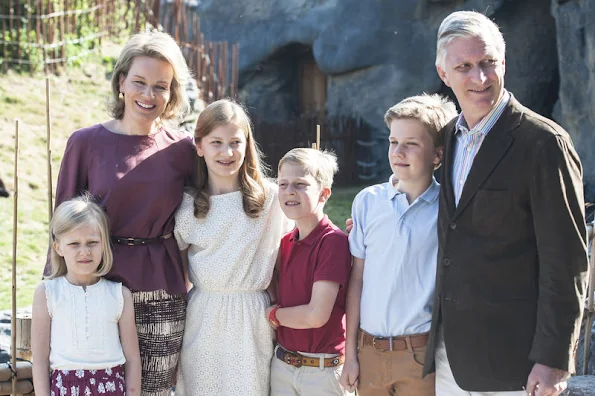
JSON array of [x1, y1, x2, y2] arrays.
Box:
[[269, 306, 281, 327]]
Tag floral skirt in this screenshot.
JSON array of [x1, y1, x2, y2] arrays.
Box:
[[50, 365, 125, 396]]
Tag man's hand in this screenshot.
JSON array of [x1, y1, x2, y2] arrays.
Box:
[[525, 363, 569, 396], [264, 305, 279, 330], [340, 358, 359, 393], [345, 218, 353, 234]]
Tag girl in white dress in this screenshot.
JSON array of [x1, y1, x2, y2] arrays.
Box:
[[32, 196, 141, 396], [174, 99, 292, 395]]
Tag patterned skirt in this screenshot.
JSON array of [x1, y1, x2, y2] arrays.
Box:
[[50, 365, 125, 396], [132, 289, 187, 396]]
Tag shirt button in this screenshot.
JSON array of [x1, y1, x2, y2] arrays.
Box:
[[449, 223, 457, 230], [443, 258, 451, 266], [459, 180, 464, 184]]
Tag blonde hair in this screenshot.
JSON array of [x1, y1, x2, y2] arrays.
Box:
[[48, 195, 113, 279], [108, 30, 190, 124], [192, 99, 269, 218], [384, 93, 457, 147], [278, 148, 339, 189], [436, 11, 506, 70]]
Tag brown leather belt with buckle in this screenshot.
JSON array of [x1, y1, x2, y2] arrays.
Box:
[[111, 232, 173, 246], [275, 346, 344, 368], [358, 329, 429, 352]]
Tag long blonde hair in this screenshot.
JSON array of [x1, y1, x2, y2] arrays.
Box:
[[48, 195, 113, 279], [192, 99, 269, 218]]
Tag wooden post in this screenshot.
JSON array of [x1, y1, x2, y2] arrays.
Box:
[[11, 120, 19, 396], [15, 314, 32, 362], [316, 124, 321, 150], [46, 77, 53, 221], [583, 222, 595, 375]]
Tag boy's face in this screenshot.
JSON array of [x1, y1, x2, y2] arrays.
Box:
[[278, 162, 329, 223], [388, 118, 442, 183]]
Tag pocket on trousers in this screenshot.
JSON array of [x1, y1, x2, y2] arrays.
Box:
[[412, 346, 427, 367]]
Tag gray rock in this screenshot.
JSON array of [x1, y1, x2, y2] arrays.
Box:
[[561, 375, 595, 395], [192, 0, 558, 180], [551, 0, 595, 202], [577, 315, 595, 376]]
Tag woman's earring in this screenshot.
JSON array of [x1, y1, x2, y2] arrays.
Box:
[[119, 92, 124, 100]]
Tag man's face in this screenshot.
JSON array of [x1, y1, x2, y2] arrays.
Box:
[[437, 35, 505, 129]]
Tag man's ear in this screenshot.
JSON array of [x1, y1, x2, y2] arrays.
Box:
[[320, 187, 332, 203], [436, 65, 450, 87], [434, 146, 444, 166]]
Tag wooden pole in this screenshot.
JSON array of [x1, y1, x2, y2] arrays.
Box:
[[11, 120, 19, 396], [46, 77, 53, 221], [316, 124, 321, 150], [583, 221, 595, 375]]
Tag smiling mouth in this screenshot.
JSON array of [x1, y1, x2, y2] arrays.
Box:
[[217, 160, 234, 165], [285, 201, 300, 206], [469, 86, 490, 93], [136, 101, 156, 109]]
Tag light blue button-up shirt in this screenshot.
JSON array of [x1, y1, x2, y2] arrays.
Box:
[[349, 175, 439, 337]]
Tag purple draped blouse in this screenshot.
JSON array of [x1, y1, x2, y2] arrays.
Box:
[[47, 123, 197, 294]]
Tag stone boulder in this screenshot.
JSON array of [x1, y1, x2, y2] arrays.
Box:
[[194, 0, 558, 178], [561, 375, 595, 395], [552, 0, 595, 202]]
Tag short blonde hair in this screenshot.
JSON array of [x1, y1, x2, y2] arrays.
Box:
[[192, 99, 269, 219], [48, 195, 113, 279], [108, 31, 190, 124], [384, 93, 457, 147], [436, 11, 506, 70], [278, 148, 339, 189]]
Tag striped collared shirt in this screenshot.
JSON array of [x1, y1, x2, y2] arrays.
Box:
[[452, 90, 511, 205]]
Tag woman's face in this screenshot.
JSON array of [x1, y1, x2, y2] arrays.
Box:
[[119, 56, 174, 123]]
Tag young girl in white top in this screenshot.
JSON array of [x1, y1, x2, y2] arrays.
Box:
[[173, 99, 292, 395], [32, 196, 141, 396]]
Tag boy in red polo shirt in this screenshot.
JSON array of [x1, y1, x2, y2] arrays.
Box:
[[265, 148, 353, 395]]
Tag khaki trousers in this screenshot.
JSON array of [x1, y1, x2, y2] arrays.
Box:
[[270, 346, 354, 396], [357, 336, 435, 396]]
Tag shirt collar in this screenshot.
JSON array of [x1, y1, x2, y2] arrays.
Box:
[[386, 175, 440, 204], [288, 215, 331, 245], [455, 89, 511, 136]]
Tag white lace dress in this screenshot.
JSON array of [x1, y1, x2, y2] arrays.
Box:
[[174, 183, 292, 396]]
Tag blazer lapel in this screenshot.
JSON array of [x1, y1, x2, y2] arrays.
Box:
[[441, 118, 458, 219], [453, 96, 523, 219]]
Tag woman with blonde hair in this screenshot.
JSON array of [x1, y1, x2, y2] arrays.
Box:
[[45, 31, 196, 396]]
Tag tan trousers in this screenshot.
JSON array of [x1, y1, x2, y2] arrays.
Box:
[[357, 337, 435, 396], [270, 346, 354, 396], [435, 331, 527, 396]]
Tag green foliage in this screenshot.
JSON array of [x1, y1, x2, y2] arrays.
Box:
[[1, 0, 140, 74]]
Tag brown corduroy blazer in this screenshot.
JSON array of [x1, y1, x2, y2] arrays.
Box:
[[422, 95, 589, 391]]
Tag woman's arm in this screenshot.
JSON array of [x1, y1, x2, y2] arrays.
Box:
[[180, 248, 192, 292], [119, 287, 142, 396], [31, 283, 51, 396]]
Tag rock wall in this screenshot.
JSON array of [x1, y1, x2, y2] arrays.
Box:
[[552, 0, 595, 202], [194, 0, 559, 179]]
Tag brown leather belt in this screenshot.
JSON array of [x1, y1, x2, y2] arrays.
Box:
[[358, 329, 429, 352], [111, 232, 173, 246], [275, 345, 344, 368]]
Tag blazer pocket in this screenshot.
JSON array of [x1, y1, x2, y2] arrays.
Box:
[[471, 189, 513, 236]]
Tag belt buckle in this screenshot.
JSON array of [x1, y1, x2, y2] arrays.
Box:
[[372, 336, 393, 352], [126, 238, 136, 246]]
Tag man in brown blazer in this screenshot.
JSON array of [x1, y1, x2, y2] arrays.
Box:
[[422, 11, 589, 396]]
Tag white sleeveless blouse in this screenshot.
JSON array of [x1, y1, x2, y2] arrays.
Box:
[[44, 277, 126, 370]]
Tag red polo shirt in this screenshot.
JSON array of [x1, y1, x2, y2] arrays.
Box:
[[277, 216, 352, 354]]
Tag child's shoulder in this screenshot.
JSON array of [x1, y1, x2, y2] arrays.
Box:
[[319, 219, 348, 244], [353, 181, 393, 205]]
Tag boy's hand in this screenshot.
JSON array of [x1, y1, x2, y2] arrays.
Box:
[[345, 218, 353, 234], [264, 305, 279, 330], [340, 358, 359, 392]]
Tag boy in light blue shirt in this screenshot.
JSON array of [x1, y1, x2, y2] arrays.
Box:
[[340, 94, 457, 396]]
